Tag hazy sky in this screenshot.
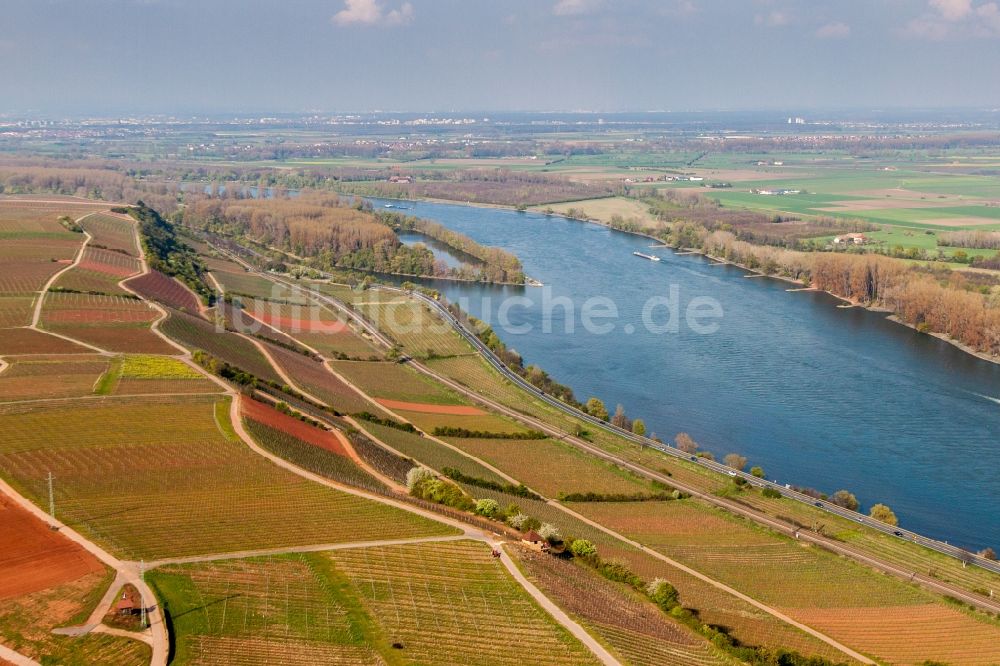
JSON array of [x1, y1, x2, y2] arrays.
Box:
[[3, 0, 1000, 114]]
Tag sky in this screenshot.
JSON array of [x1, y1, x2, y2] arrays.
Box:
[[2, 0, 1000, 115]]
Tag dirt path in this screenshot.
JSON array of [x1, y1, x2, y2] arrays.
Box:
[[146, 534, 471, 568], [0, 645, 40, 666]]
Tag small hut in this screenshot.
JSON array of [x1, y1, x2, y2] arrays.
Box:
[[521, 530, 548, 552]]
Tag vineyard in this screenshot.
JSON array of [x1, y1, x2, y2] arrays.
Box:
[[161, 308, 283, 383], [264, 345, 374, 414], [52, 246, 141, 295], [443, 436, 654, 498], [39, 292, 176, 354], [328, 540, 601, 665], [125, 269, 202, 313], [395, 410, 531, 436], [0, 327, 90, 355], [359, 421, 508, 485], [110, 354, 219, 395], [211, 269, 309, 304], [0, 355, 111, 401], [148, 554, 385, 666], [239, 297, 381, 360], [515, 549, 726, 666], [351, 296, 473, 358], [79, 213, 140, 256], [329, 360, 466, 405], [243, 417, 383, 493], [0, 237, 83, 295], [0, 395, 455, 559]]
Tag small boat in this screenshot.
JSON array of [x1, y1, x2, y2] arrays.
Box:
[[633, 251, 661, 262]]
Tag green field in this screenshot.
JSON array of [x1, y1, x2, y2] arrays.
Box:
[[149, 553, 387, 665], [0, 395, 455, 559], [330, 359, 467, 405]]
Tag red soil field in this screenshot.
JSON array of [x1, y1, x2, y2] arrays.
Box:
[[0, 493, 104, 600], [240, 396, 348, 456], [0, 328, 90, 354], [125, 270, 201, 314], [375, 398, 485, 415], [76, 247, 141, 278]]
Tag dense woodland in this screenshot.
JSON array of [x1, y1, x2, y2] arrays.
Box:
[[338, 169, 617, 207], [180, 192, 525, 284], [698, 230, 1000, 357]]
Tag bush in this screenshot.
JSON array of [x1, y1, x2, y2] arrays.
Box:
[[569, 539, 597, 558], [507, 513, 531, 530], [474, 498, 500, 518], [750, 466, 765, 478], [406, 466, 435, 492], [831, 490, 859, 511], [646, 578, 680, 611], [537, 522, 561, 544], [762, 487, 782, 499]]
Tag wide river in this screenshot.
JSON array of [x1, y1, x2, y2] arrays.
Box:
[[371, 198, 1000, 551]]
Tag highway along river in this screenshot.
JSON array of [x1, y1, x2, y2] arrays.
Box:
[[370, 198, 1000, 551]]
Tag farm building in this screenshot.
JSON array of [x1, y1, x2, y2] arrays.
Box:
[[521, 530, 548, 552], [833, 233, 869, 245]]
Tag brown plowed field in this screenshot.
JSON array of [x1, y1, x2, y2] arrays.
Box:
[[0, 493, 104, 599], [125, 270, 201, 314], [240, 396, 348, 456], [375, 398, 485, 415]]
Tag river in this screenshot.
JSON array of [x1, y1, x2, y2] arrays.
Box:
[[369, 198, 1000, 551]]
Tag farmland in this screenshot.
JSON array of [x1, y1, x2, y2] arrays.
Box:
[[125, 269, 202, 313], [328, 540, 601, 665], [109, 354, 219, 395], [0, 395, 455, 559], [515, 548, 725, 666], [52, 246, 142, 295], [359, 420, 508, 485], [0, 492, 104, 599], [0, 327, 91, 355], [0, 355, 110, 401], [161, 308, 283, 383], [240, 296, 382, 359], [443, 436, 655, 498], [79, 213, 140, 256], [329, 359, 466, 405], [211, 269, 309, 303], [147, 554, 386, 666], [39, 292, 176, 354], [264, 344, 375, 414], [349, 294, 474, 358]]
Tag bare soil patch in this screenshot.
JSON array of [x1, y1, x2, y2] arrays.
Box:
[[0, 493, 104, 599]]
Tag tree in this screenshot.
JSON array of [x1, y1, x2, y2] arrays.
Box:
[[869, 503, 898, 526], [632, 419, 646, 436], [585, 397, 609, 421], [474, 498, 500, 518], [675, 432, 698, 454], [611, 404, 630, 430], [831, 490, 859, 511], [646, 578, 680, 611], [750, 466, 765, 478], [570, 539, 597, 558], [723, 453, 747, 471], [537, 523, 561, 544], [978, 547, 997, 561]]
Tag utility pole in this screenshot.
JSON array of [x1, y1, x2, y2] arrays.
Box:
[[47, 472, 55, 523], [140, 559, 147, 629]]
